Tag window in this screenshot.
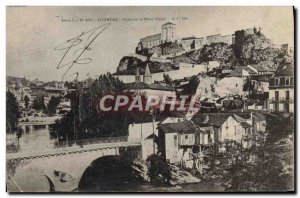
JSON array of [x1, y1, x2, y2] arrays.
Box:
[[279, 78, 285, 86], [275, 91, 279, 101], [286, 91, 290, 100], [285, 78, 289, 85], [174, 135, 177, 140], [185, 135, 188, 139]]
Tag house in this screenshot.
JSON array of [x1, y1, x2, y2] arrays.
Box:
[[229, 66, 258, 78], [268, 62, 294, 113], [191, 113, 261, 148], [192, 113, 243, 143], [196, 126, 215, 145], [252, 112, 266, 133], [157, 121, 199, 163], [247, 64, 275, 76], [232, 112, 266, 133], [159, 117, 186, 124], [128, 121, 160, 161]]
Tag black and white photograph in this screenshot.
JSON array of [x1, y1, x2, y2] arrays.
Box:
[[6, 6, 295, 193]]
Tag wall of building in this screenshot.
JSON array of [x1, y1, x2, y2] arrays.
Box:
[[161, 24, 176, 43], [140, 33, 162, 49], [219, 35, 233, 45], [198, 130, 214, 145], [178, 133, 195, 146], [268, 88, 294, 113], [215, 77, 244, 97], [128, 121, 159, 143], [165, 132, 179, 163], [141, 139, 158, 160], [218, 116, 243, 142], [115, 64, 207, 84], [127, 89, 176, 99], [181, 39, 194, 51], [113, 75, 140, 83]]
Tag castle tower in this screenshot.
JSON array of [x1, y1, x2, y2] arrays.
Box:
[[135, 67, 141, 83], [161, 22, 176, 43], [143, 64, 152, 84]]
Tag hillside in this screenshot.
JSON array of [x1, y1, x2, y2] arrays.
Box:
[[116, 31, 292, 75], [175, 30, 290, 67], [116, 56, 177, 75]]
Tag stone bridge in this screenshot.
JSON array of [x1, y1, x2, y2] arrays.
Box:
[[7, 141, 141, 192]]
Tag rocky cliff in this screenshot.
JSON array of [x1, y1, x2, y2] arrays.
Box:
[[116, 31, 292, 75], [117, 56, 177, 75]]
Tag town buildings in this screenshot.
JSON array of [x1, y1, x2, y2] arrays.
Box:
[[125, 64, 176, 97], [157, 120, 200, 164], [268, 62, 294, 113]]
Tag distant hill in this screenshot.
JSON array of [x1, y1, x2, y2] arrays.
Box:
[[7, 76, 27, 84]]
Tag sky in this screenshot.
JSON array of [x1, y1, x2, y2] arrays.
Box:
[[6, 6, 294, 81]]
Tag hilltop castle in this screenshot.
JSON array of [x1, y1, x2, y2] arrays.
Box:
[[137, 22, 176, 50]]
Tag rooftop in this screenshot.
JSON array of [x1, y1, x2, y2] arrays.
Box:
[[248, 64, 276, 72], [192, 113, 233, 127], [182, 36, 196, 40], [159, 121, 198, 134], [274, 62, 294, 77], [240, 122, 252, 128], [161, 22, 175, 27], [126, 82, 175, 91]]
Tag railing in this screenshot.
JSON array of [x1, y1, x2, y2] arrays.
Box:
[[7, 136, 141, 160], [58, 136, 129, 148], [6, 136, 131, 155], [269, 97, 293, 103]]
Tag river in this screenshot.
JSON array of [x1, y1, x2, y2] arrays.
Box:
[[7, 121, 223, 192]]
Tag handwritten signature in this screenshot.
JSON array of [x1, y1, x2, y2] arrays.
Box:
[[54, 23, 111, 80]]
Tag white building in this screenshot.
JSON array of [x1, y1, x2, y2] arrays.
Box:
[[268, 63, 294, 113], [215, 77, 245, 97], [139, 22, 176, 49]]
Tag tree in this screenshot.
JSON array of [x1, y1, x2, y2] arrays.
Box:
[[32, 95, 46, 111], [24, 95, 30, 109], [49, 111, 75, 144], [163, 74, 172, 86], [6, 91, 20, 133], [47, 96, 61, 115], [203, 122, 294, 192], [49, 73, 129, 142], [146, 154, 171, 184]]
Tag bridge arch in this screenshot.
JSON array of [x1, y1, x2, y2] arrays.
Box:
[[78, 155, 135, 192], [7, 144, 141, 192]]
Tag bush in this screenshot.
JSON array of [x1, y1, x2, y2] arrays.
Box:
[[146, 154, 171, 184]]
